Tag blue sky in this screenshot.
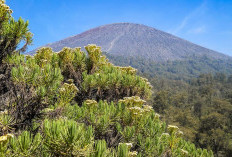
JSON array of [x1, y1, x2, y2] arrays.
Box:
[[6, 0, 232, 56]]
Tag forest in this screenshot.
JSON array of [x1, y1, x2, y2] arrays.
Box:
[[0, 1, 226, 156], [150, 74, 232, 156], [106, 53, 232, 81], [106, 45, 232, 156], [107, 50, 232, 157]]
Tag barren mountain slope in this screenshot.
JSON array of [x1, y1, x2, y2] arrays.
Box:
[[31, 23, 229, 62]]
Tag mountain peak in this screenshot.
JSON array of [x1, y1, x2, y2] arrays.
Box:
[[32, 23, 228, 62]]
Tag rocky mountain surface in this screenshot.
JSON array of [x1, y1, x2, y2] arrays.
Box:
[[31, 23, 229, 62]]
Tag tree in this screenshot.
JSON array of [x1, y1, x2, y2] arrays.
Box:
[[0, 1, 33, 108], [153, 90, 169, 113], [198, 112, 228, 156], [0, 0, 32, 64]]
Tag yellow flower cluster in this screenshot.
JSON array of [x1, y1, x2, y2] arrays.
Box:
[[119, 96, 153, 119], [167, 125, 179, 133], [34, 47, 53, 66], [42, 108, 54, 113], [59, 83, 79, 94], [0, 133, 14, 142], [128, 106, 144, 116], [85, 99, 98, 107], [128, 105, 153, 117], [58, 83, 79, 106], [128, 151, 138, 157], [119, 66, 137, 75], [85, 44, 101, 55], [167, 125, 183, 137], [85, 44, 101, 62], [57, 47, 75, 64], [143, 105, 153, 112], [0, 109, 8, 115], [154, 113, 160, 119], [119, 96, 146, 107], [140, 77, 153, 89], [0, 1, 12, 14]]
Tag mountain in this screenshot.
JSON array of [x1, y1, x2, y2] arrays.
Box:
[[31, 23, 229, 62]]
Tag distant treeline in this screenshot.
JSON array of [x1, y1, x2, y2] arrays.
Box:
[[106, 53, 232, 80]]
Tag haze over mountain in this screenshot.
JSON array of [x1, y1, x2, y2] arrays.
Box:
[[31, 23, 229, 62]]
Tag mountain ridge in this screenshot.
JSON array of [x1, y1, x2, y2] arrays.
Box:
[[30, 22, 229, 62]]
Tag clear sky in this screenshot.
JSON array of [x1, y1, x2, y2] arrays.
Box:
[[6, 0, 232, 56]]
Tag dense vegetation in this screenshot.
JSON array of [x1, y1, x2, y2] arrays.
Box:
[[106, 53, 232, 80], [150, 74, 232, 157], [106, 52, 232, 156], [0, 1, 214, 156]]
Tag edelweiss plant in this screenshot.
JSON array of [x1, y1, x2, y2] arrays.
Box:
[[0, 2, 215, 156]]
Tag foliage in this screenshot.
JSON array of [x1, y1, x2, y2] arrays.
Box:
[[10, 131, 41, 156], [55, 45, 152, 103], [42, 119, 94, 156], [0, 1, 215, 156], [3, 53, 63, 129], [57, 81, 79, 106], [0, 0, 32, 64], [106, 49, 232, 156], [150, 73, 232, 156], [106, 53, 232, 80], [0, 99, 213, 156]]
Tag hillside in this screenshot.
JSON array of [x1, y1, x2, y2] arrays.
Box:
[[31, 23, 229, 62], [106, 53, 232, 80]]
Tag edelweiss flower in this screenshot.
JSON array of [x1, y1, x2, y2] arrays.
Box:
[[0, 109, 8, 115], [59, 88, 65, 92], [119, 143, 133, 149], [129, 151, 138, 156], [6, 133, 14, 138], [0, 135, 7, 142], [167, 125, 179, 133], [85, 100, 98, 106], [176, 130, 183, 136], [143, 105, 153, 112], [128, 106, 142, 110], [155, 113, 160, 119], [161, 133, 170, 137], [125, 143, 133, 148], [181, 149, 188, 155], [167, 125, 178, 129]]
